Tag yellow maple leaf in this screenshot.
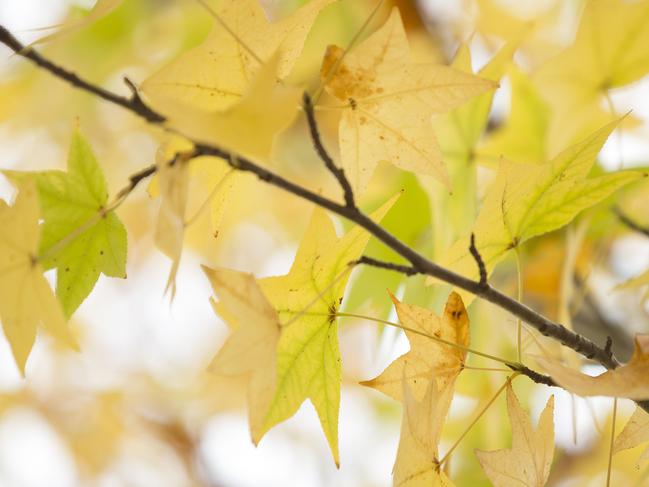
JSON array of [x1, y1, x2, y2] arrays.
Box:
[[148, 54, 302, 163], [613, 406, 649, 464], [476, 384, 555, 487], [258, 195, 398, 465], [203, 266, 281, 444], [320, 7, 497, 193], [362, 291, 469, 402], [534, 0, 649, 152], [393, 376, 457, 486], [0, 183, 77, 374], [536, 335, 649, 400], [142, 0, 334, 112]]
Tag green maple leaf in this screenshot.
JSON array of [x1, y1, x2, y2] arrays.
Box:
[[5, 129, 127, 317], [435, 119, 645, 297], [257, 195, 398, 465]]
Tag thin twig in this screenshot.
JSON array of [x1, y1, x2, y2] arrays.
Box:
[[303, 92, 356, 208], [3, 24, 649, 412], [0, 26, 164, 123], [469, 233, 488, 289], [506, 363, 555, 387]]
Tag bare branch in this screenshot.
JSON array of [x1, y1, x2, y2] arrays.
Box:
[[302, 92, 356, 208]]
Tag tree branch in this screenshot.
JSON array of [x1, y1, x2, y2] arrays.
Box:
[[0, 26, 165, 124], [302, 92, 356, 208], [3, 25, 647, 410], [352, 256, 418, 276], [507, 364, 556, 387]]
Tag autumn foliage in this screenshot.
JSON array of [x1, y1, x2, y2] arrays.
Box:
[[1, 0, 649, 485]]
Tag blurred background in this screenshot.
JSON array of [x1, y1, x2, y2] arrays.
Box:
[[1, 0, 649, 485]]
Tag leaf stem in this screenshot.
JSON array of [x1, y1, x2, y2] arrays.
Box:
[[463, 365, 512, 373], [439, 375, 515, 466], [279, 266, 353, 328], [515, 247, 523, 363], [606, 398, 618, 487], [335, 311, 513, 367], [183, 168, 235, 228]]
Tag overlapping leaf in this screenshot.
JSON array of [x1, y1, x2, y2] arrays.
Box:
[[142, 0, 334, 111], [151, 54, 302, 162], [362, 291, 469, 402], [203, 266, 280, 444], [257, 196, 397, 465], [363, 292, 469, 485], [536, 335, 649, 400], [320, 7, 496, 193], [476, 384, 555, 487], [435, 120, 644, 295], [394, 377, 457, 486], [535, 0, 649, 151], [5, 129, 127, 317], [0, 183, 78, 374]]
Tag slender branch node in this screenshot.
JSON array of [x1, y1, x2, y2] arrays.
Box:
[[353, 256, 419, 276], [469, 233, 488, 289], [303, 92, 356, 209], [506, 363, 556, 387]]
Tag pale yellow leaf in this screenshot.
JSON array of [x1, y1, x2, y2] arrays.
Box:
[[321, 7, 496, 193], [362, 291, 469, 402], [534, 0, 649, 151], [476, 384, 555, 487], [393, 376, 457, 486], [0, 183, 77, 374], [150, 54, 302, 163], [613, 407, 649, 465], [142, 0, 334, 111], [204, 266, 281, 444], [536, 335, 649, 400]]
